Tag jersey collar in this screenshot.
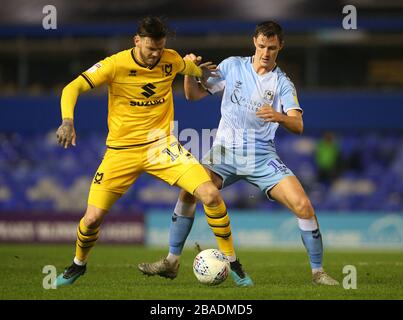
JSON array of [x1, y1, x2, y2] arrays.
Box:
[[250, 56, 277, 74], [131, 48, 161, 70]]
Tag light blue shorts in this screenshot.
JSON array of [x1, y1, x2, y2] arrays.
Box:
[[201, 142, 294, 199]]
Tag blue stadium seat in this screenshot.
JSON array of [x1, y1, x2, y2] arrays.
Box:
[[1, 132, 402, 212]]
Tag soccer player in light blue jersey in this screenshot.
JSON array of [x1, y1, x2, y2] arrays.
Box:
[[139, 21, 339, 286]]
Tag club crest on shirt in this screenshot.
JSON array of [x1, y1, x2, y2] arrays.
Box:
[[163, 64, 173, 76], [93, 172, 104, 184], [264, 89, 274, 102]]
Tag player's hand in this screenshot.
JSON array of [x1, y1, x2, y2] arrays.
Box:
[[200, 61, 218, 80], [56, 119, 77, 149], [183, 53, 202, 65], [256, 104, 284, 123], [183, 53, 218, 80]]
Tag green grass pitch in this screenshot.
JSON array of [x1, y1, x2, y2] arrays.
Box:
[[1, 244, 402, 300]]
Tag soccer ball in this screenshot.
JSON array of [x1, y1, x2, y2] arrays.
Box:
[[193, 249, 230, 285]]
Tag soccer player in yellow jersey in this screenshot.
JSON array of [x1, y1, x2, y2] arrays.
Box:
[[54, 17, 250, 287]]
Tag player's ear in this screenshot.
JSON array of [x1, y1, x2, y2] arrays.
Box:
[[134, 35, 140, 46], [278, 40, 284, 51]]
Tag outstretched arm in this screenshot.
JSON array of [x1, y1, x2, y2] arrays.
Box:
[[56, 76, 92, 148], [184, 75, 209, 101], [181, 53, 217, 101], [183, 54, 210, 101]]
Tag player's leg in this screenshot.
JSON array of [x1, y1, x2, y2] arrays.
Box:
[[180, 167, 253, 287], [137, 189, 196, 279], [138, 138, 252, 286], [137, 169, 221, 279], [166, 190, 197, 262], [54, 192, 120, 287], [194, 182, 253, 287], [192, 180, 234, 258], [74, 190, 121, 265], [137, 166, 222, 279], [268, 175, 339, 285], [55, 148, 139, 287], [137, 137, 204, 279], [166, 169, 222, 265]]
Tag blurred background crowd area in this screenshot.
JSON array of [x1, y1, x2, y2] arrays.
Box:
[[0, 0, 402, 213], [1, 130, 402, 212], [1, 0, 403, 94]]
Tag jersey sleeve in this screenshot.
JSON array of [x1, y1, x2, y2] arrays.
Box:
[[81, 55, 116, 88], [180, 59, 202, 77], [169, 50, 203, 77], [279, 76, 303, 114], [205, 57, 234, 94], [60, 76, 92, 120]]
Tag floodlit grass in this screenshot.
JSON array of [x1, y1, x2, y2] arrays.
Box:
[[1, 244, 402, 300]]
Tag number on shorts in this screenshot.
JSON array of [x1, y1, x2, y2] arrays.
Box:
[[267, 158, 288, 173], [161, 142, 183, 162]]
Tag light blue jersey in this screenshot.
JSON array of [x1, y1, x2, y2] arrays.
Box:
[[169, 58, 325, 274], [202, 56, 302, 195], [206, 56, 302, 151]]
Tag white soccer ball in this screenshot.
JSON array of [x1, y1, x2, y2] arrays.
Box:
[[193, 249, 230, 285]]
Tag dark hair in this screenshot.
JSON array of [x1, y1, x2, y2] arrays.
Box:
[[254, 21, 283, 43], [136, 16, 169, 39]]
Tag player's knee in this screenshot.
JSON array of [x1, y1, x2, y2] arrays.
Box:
[[83, 215, 101, 229], [84, 206, 107, 228], [179, 189, 197, 204], [294, 198, 314, 219], [199, 187, 222, 207]]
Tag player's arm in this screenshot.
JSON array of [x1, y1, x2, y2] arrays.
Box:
[[181, 58, 217, 78], [184, 76, 209, 101], [183, 54, 210, 101], [56, 56, 115, 149], [281, 109, 304, 134], [256, 76, 303, 134], [56, 76, 92, 148], [256, 106, 303, 135]]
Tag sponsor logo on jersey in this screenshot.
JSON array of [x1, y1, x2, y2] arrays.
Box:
[[141, 83, 156, 98], [130, 98, 165, 107], [230, 87, 263, 112]]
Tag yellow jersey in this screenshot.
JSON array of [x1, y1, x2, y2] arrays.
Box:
[[81, 48, 202, 148]]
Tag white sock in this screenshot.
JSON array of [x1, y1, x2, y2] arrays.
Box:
[[312, 267, 324, 274], [227, 255, 236, 263], [297, 217, 318, 231], [74, 257, 86, 266], [166, 253, 180, 264]]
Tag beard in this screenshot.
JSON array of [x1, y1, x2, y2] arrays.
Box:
[[139, 50, 157, 67]]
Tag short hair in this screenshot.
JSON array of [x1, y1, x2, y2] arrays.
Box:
[[254, 21, 284, 43], [136, 16, 169, 39]]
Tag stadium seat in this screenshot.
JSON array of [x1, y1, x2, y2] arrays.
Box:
[[0, 132, 402, 212]]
